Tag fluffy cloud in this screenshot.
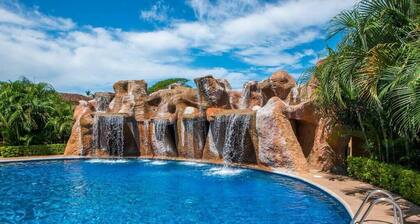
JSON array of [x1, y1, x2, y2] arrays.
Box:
[[0, 0, 355, 92]]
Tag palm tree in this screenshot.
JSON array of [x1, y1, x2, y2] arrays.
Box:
[[0, 78, 74, 146], [313, 0, 419, 167]]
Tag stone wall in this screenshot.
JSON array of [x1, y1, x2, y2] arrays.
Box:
[[64, 71, 349, 172]]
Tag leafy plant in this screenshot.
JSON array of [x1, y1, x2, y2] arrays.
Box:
[[147, 78, 190, 93], [0, 78, 74, 146], [347, 157, 420, 205], [0, 144, 66, 157], [312, 0, 419, 168]]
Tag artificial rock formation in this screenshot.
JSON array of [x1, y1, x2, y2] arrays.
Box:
[[194, 76, 231, 108], [258, 70, 296, 103], [64, 100, 95, 155], [65, 70, 349, 173], [256, 97, 308, 171]]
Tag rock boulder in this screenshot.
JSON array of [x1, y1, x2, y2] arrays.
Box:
[[256, 97, 308, 171]]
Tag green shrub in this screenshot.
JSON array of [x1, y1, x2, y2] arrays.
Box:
[[347, 157, 420, 205], [147, 78, 190, 93], [0, 144, 65, 157]]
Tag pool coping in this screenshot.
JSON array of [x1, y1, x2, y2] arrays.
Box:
[[1, 155, 419, 223]]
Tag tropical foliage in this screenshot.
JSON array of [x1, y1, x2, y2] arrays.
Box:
[[348, 157, 420, 205], [0, 144, 66, 157], [0, 78, 73, 146], [312, 0, 419, 168], [148, 78, 191, 93]]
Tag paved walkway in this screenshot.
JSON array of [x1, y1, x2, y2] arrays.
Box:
[[1, 155, 419, 223]]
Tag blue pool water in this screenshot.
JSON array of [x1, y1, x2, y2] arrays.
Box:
[[0, 159, 351, 224]]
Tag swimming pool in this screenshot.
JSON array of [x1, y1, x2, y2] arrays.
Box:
[[0, 159, 351, 223]]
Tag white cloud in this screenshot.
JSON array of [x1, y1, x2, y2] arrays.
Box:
[[140, 1, 170, 23], [0, 2, 74, 30], [0, 0, 356, 92]]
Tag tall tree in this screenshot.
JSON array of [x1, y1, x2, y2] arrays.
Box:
[[313, 0, 419, 167]]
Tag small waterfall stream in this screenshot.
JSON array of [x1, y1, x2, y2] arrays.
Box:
[[211, 114, 252, 164], [95, 96, 110, 112], [222, 114, 252, 163], [152, 119, 176, 156], [93, 115, 125, 157], [239, 87, 251, 109]]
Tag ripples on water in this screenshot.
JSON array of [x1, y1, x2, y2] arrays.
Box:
[[86, 159, 129, 164], [149, 160, 168, 165], [205, 166, 245, 176], [179, 161, 207, 167], [0, 160, 351, 224]]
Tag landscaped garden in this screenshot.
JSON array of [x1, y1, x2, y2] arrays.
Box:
[[0, 0, 418, 223]]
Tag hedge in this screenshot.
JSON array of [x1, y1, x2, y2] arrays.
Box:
[[347, 157, 420, 205], [0, 144, 66, 157]]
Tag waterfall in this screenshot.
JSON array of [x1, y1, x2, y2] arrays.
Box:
[[95, 96, 110, 112], [143, 121, 149, 148], [154, 120, 167, 141], [93, 115, 125, 157], [152, 119, 176, 156], [239, 87, 251, 109], [291, 86, 299, 103], [92, 114, 99, 156], [221, 114, 251, 163], [212, 116, 225, 150], [196, 118, 206, 156], [211, 114, 252, 164]]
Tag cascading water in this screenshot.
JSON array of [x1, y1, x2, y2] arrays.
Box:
[[239, 81, 257, 109], [95, 96, 111, 112], [221, 114, 252, 163], [152, 119, 176, 156], [239, 87, 251, 109], [93, 115, 125, 157], [154, 120, 167, 141], [211, 114, 252, 164], [290, 86, 299, 103], [143, 121, 149, 148]]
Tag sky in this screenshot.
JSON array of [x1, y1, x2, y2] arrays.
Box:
[[0, 0, 356, 93]]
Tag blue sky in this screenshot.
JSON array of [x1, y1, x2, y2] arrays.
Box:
[[0, 0, 355, 93]]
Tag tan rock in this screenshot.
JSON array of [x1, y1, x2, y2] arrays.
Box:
[[64, 101, 95, 156], [194, 75, 231, 108], [258, 70, 296, 103], [307, 119, 349, 173], [177, 107, 207, 159], [138, 120, 153, 156], [228, 90, 241, 109], [109, 80, 147, 115], [256, 97, 308, 171]]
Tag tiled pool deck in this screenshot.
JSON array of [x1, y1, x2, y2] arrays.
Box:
[[1, 155, 419, 223]]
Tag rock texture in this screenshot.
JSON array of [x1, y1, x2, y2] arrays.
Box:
[[194, 75, 231, 108], [64, 70, 350, 173], [64, 100, 95, 155], [256, 97, 308, 171], [258, 70, 296, 103]]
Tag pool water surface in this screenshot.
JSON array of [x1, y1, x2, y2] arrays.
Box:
[[0, 159, 351, 223]]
